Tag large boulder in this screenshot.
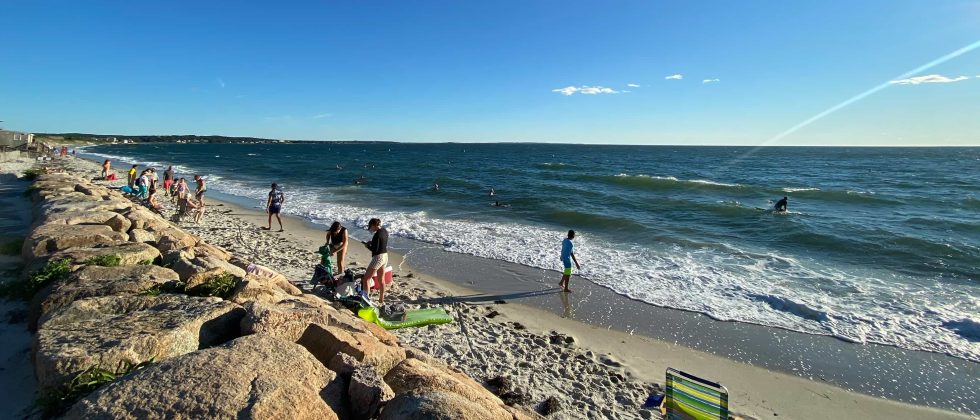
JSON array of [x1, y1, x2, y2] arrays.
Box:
[[297, 324, 406, 377], [46, 242, 161, 268], [166, 249, 246, 282], [34, 294, 244, 389], [240, 299, 338, 342], [63, 334, 340, 420], [227, 274, 297, 305], [29, 264, 180, 330], [380, 391, 507, 420], [36, 209, 131, 233], [121, 206, 171, 232], [349, 365, 394, 420], [21, 224, 127, 262], [128, 229, 156, 243], [37, 194, 131, 216], [384, 358, 511, 418], [154, 228, 198, 253]]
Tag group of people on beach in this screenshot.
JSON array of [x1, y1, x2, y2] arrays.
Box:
[[311, 217, 392, 304], [101, 159, 208, 223]]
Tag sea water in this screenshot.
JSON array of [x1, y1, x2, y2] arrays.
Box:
[[83, 143, 980, 364]]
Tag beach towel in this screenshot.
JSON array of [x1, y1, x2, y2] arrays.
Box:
[[119, 185, 134, 194], [357, 306, 453, 330]]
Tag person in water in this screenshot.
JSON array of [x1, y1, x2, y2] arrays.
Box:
[[774, 196, 788, 212], [326, 221, 349, 277], [264, 183, 285, 231], [361, 218, 389, 304], [558, 230, 581, 293], [489, 187, 495, 197]]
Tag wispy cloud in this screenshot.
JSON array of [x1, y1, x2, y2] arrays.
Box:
[[888, 74, 968, 85], [702, 78, 720, 84], [664, 74, 683, 80], [312, 113, 333, 119], [552, 85, 620, 96], [217, 78, 226, 88], [627, 83, 641, 88]]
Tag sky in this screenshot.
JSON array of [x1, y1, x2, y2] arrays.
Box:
[[1, 1, 979, 146]]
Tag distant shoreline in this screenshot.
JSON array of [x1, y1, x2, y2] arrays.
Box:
[[34, 133, 980, 147]]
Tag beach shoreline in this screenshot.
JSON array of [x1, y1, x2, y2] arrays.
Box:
[[63, 153, 975, 419]]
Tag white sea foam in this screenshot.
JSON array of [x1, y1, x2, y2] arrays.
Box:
[[77, 148, 980, 363], [783, 187, 820, 192]]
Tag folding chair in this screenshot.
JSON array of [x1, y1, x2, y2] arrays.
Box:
[[663, 368, 730, 420]]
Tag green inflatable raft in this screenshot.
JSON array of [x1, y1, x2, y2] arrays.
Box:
[[357, 306, 453, 330]]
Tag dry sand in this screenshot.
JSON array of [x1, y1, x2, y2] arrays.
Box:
[[40, 156, 976, 419], [0, 157, 42, 418]]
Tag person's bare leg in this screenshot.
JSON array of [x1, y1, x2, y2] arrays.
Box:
[[276, 214, 283, 231], [336, 248, 346, 274], [375, 266, 387, 304], [559, 274, 570, 292]]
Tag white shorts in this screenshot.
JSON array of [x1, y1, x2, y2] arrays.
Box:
[[367, 253, 388, 272]]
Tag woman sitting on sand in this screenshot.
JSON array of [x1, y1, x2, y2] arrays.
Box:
[[326, 221, 349, 276], [146, 184, 164, 214], [101, 160, 111, 179]]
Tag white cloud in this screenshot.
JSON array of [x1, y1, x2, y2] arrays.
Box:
[[312, 113, 333, 119], [664, 74, 683, 80], [552, 85, 620, 96], [888, 74, 968, 85], [702, 78, 720, 84], [627, 83, 641, 88], [217, 78, 226, 88]]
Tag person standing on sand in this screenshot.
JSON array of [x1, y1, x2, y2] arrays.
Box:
[[194, 175, 207, 206], [101, 160, 111, 179], [558, 230, 581, 293], [263, 183, 285, 232], [326, 221, 349, 276], [128, 165, 138, 188], [163, 166, 175, 197], [361, 218, 389, 304]]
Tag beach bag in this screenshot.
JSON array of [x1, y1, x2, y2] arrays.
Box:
[[336, 281, 358, 298]]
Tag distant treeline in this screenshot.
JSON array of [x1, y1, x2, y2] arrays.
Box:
[[36, 133, 394, 145], [38, 133, 283, 143]]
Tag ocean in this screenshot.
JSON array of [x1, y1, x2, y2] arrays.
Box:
[[83, 143, 980, 364]]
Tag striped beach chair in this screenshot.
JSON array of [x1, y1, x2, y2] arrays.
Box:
[[663, 368, 730, 420]]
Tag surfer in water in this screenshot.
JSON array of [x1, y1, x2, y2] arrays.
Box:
[[489, 187, 495, 197], [774, 196, 788, 212]]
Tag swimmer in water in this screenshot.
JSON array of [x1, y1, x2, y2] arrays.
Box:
[[489, 187, 495, 197]]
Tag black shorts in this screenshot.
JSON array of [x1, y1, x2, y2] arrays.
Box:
[[269, 204, 281, 214]]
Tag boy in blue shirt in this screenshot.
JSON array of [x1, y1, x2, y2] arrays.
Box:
[[559, 230, 581, 293]]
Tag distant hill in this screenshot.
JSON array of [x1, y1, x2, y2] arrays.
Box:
[[36, 133, 285, 144], [35, 133, 394, 145]]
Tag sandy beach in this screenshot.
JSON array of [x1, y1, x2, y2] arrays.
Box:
[[0, 157, 43, 418], [37, 154, 971, 420]]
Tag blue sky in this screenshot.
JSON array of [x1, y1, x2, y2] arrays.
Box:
[[1, 1, 978, 145]]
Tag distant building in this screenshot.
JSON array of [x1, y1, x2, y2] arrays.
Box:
[[0, 130, 34, 148]]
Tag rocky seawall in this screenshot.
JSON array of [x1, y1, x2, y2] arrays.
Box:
[[21, 169, 540, 419]]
